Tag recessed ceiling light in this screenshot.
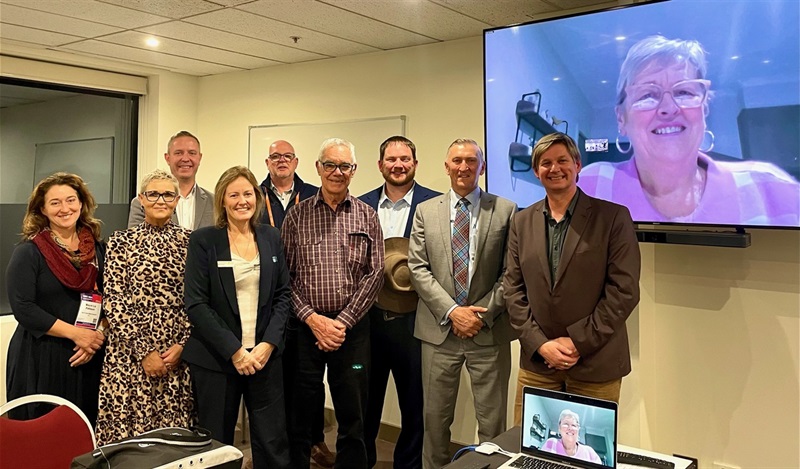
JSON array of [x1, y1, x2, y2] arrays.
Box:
[[553, 77, 560, 81], [145, 37, 160, 48], [762, 59, 771, 64], [601, 80, 608, 84], [615, 36, 626, 41], [731, 55, 740, 60]]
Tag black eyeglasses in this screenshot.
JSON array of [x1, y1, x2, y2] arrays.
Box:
[[321, 162, 356, 174], [143, 191, 178, 202], [268, 152, 297, 162]]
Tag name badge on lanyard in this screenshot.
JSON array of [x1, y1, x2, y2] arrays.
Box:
[[75, 292, 103, 329]]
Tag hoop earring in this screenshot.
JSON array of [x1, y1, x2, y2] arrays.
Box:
[[699, 130, 715, 153], [616, 134, 632, 154]]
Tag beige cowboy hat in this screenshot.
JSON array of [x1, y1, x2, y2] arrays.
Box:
[[376, 237, 418, 314]]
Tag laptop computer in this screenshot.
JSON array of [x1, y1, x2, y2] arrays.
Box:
[[498, 386, 618, 469]]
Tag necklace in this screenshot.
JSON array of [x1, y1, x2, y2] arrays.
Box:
[[229, 230, 255, 260], [50, 231, 82, 268]]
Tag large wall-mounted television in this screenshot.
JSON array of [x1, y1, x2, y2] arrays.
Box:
[[484, 0, 800, 230]]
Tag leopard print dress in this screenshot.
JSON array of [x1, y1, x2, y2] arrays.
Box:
[[96, 221, 195, 445]]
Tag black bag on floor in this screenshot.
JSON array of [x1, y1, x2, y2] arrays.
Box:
[[71, 426, 243, 469]]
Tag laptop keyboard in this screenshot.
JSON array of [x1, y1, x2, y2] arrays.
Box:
[[508, 455, 574, 469]]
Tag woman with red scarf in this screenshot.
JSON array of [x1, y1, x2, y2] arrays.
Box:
[[5, 172, 107, 425]]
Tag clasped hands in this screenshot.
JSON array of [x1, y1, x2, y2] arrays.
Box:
[[230, 342, 275, 376], [69, 325, 105, 368], [539, 337, 580, 371], [306, 313, 346, 352], [142, 344, 185, 378], [450, 306, 487, 339]]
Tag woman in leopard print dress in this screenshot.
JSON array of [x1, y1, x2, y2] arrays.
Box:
[[95, 169, 195, 445]]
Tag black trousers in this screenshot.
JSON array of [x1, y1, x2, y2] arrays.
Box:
[[288, 314, 370, 469], [284, 318, 327, 444], [364, 307, 424, 469], [190, 356, 290, 469]]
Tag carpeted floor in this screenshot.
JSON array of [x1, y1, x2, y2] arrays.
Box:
[[234, 420, 397, 468]]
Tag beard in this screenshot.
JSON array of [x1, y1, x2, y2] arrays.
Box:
[[383, 169, 415, 187]]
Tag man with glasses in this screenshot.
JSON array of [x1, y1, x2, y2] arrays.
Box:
[[259, 141, 330, 467], [127, 130, 214, 229], [281, 138, 384, 468], [259, 140, 319, 229], [359, 136, 440, 469], [503, 132, 641, 427], [408, 138, 517, 469]]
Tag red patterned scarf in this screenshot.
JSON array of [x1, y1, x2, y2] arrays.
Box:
[[31, 227, 98, 292]]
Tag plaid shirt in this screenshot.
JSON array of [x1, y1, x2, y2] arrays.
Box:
[[579, 152, 800, 226], [281, 190, 385, 328]]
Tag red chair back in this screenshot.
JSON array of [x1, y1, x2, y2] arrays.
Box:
[[0, 398, 95, 469]]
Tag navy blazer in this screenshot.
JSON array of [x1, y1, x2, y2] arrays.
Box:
[[359, 183, 441, 238], [183, 224, 291, 374]]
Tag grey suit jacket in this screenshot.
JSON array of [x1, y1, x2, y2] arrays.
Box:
[[503, 190, 641, 382], [127, 184, 215, 229], [408, 190, 518, 347]]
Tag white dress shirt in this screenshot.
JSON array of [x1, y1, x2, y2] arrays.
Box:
[[378, 183, 415, 239], [176, 183, 197, 229], [270, 180, 296, 210]]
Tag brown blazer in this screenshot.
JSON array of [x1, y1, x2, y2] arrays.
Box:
[[503, 190, 641, 382]]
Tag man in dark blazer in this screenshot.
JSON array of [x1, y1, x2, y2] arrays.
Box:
[[503, 132, 641, 426], [258, 139, 330, 467], [359, 136, 440, 469], [128, 130, 214, 229], [259, 140, 318, 229], [408, 139, 517, 469]]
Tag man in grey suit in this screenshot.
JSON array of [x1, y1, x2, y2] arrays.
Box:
[[503, 132, 641, 426], [408, 138, 517, 469], [127, 130, 214, 229]]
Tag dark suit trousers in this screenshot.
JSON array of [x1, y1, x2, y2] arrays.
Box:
[[289, 314, 370, 469], [284, 318, 327, 444], [190, 356, 290, 469], [365, 306, 423, 469]]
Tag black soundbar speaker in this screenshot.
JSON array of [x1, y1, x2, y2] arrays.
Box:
[[635, 229, 751, 248]]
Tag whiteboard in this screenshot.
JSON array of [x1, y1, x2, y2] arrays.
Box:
[[34, 137, 114, 203], [248, 116, 406, 195]]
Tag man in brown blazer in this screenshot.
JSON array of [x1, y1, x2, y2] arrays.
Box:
[[503, 132, 640, 425]]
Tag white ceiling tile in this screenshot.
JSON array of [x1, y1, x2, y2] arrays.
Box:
[[237, 0, 435, 50], [185, 8, 379, 57], [62, 40, 242, 75], [99, 30, 282, 69], [0, 23, 84, 46], [430, 0, 558, 27], [137, 21, 327, 63], [0, 4, 122, 37], [97, 0, 222, 19], [2, 0, 170, 29], [326, 0, 491, 41]]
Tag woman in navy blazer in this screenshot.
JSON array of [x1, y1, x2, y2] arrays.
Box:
[[184, 166, 291, 468]]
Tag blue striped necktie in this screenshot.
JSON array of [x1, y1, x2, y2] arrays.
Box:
[[452, 198, 470, 306]]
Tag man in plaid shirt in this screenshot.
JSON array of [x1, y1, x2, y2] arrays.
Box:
[[281, 138, 384, 468]]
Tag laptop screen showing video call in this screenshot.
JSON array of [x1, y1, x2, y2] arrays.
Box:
[[521, 388, 617, 468]]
